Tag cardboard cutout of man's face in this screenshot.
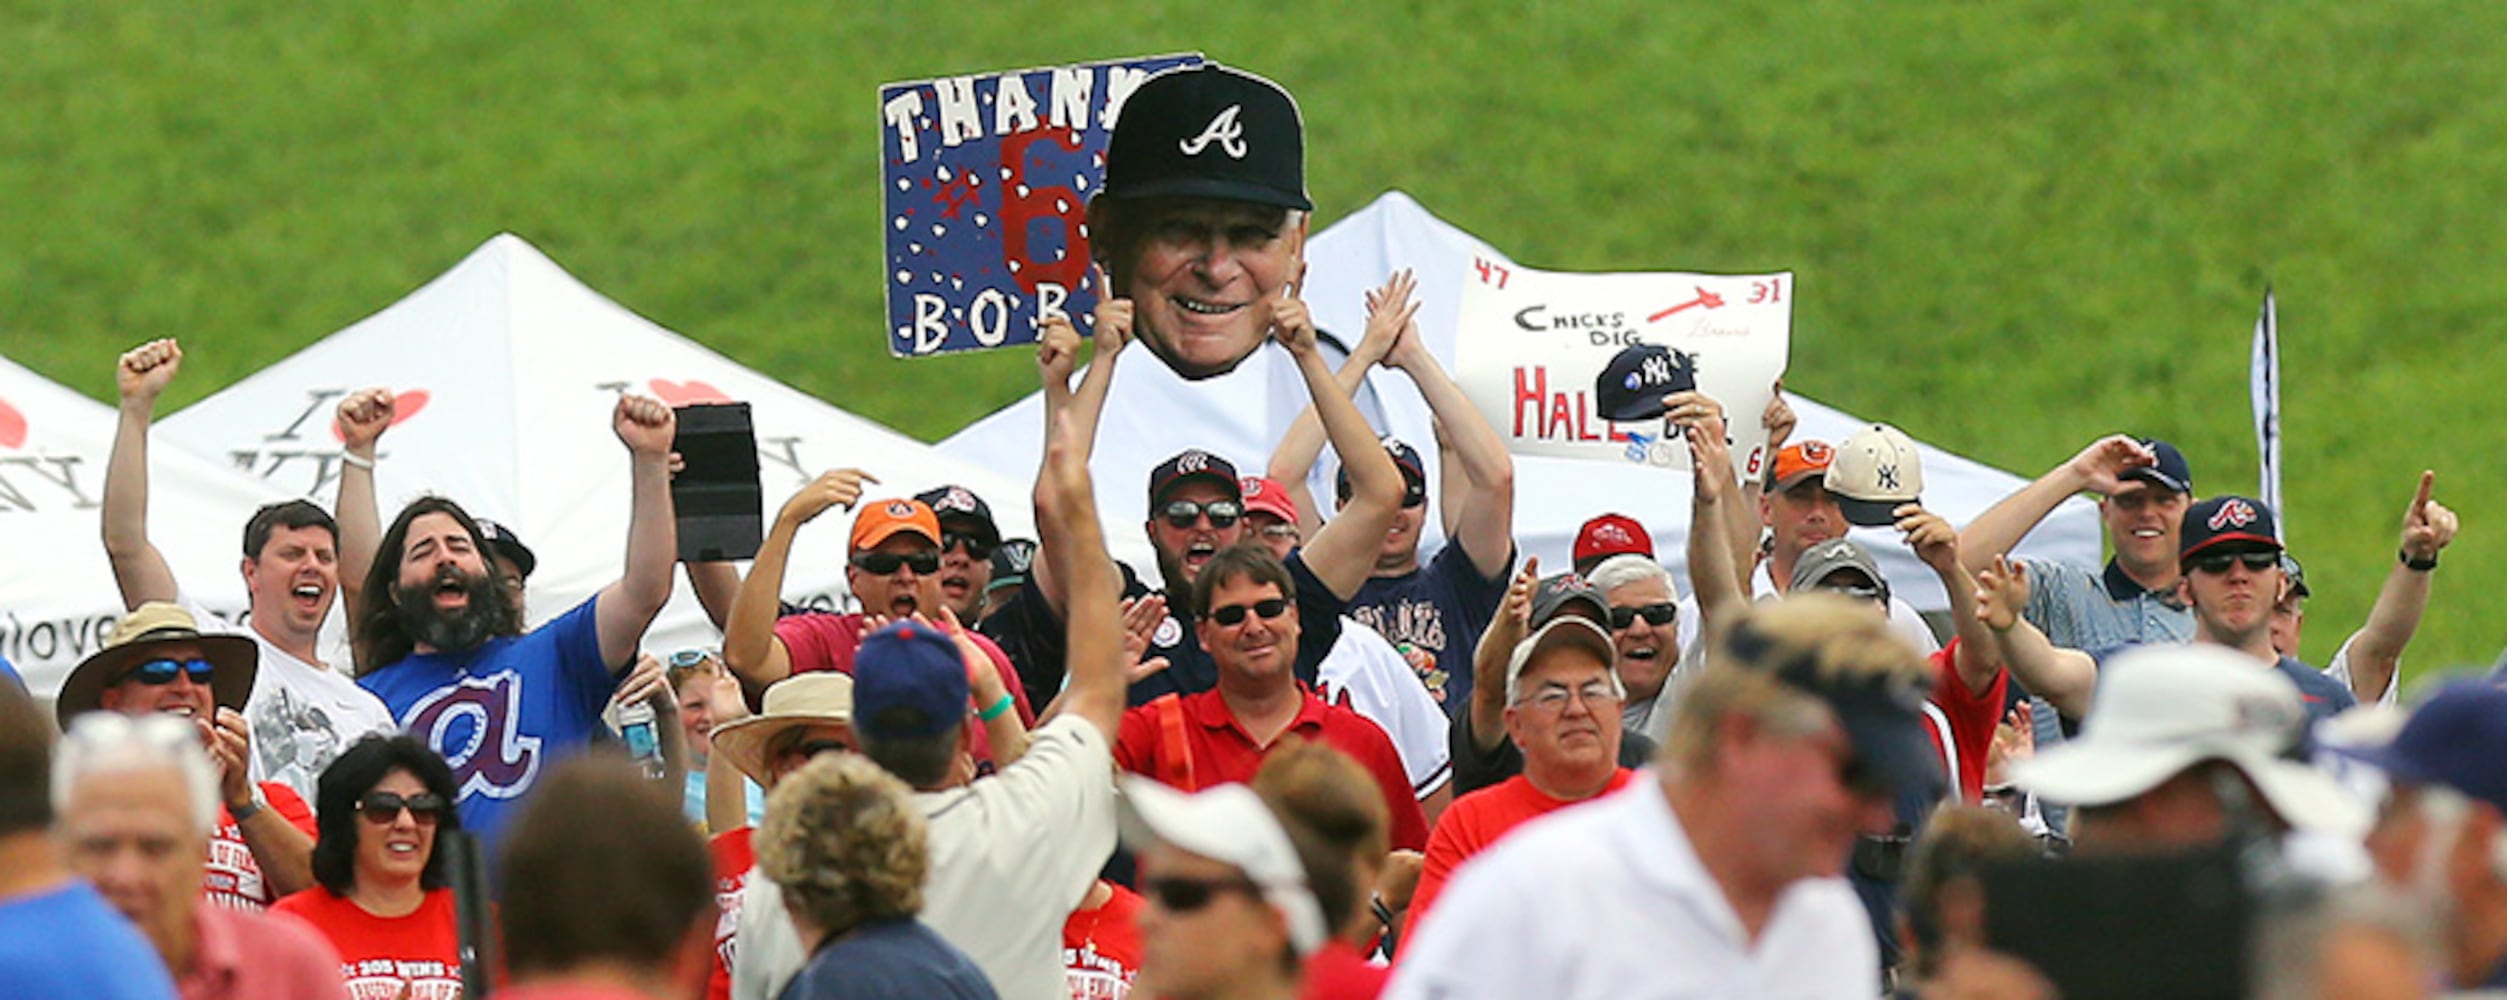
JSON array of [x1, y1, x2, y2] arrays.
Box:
[[1095, 197, 1306, 381]]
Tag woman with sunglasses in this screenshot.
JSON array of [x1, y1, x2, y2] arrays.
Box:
[[1124, 738, 1383, 1000], [271, 734, 469, 999]]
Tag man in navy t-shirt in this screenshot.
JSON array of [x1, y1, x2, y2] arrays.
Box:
[[357, 394, 682, 848]]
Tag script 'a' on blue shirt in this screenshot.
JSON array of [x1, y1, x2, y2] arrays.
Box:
[[359, 596, 619, 851]]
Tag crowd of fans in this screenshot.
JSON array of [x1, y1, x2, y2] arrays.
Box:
[[4, 60, 2502, 1000]]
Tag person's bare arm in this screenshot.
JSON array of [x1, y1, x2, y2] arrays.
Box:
[[333, 389, 397, 630], [2343, 471, 2459, 701], [1737, 383, 1793, 570], [1028, 298, 1129, 621], [950, 608, 1031, 767], [1381, 275, 1515, 579], [1033, 408, 1130, 741], [701, 670, 753, 833], [612, 653, 686, 790], [1281, 276, 1405, 600], [1977, 556, 2096, 719], [1958, 435, 2154, 574], [1684, 413, 1749, 627], [1903, 505, 1999, 694], [1266, 270, 1407, 536], [101, 339, 183, 609], [208, 709, 314, 896], [1468, 559, 1539, 754], [721, 469, 874, 698], [594, 396, 681, 671], [684, 561, 744, 634]]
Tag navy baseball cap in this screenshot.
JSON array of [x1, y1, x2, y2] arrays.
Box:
[[475, 518, 537, 579], [2332, 681, 2507, 814], [1101, 64, 1311, 211], [1148, 450, 1242, 509], [1592, 344, 1697, 422], [987, 539, 1037, 596], [2119, 438, 2193, 495], [1733, 623, 1942, 801], [2179, 495, 2283, 568], [915, 485, 1000, 549], [1335, 438, 1427, 506], [851, 621, 969, 741]]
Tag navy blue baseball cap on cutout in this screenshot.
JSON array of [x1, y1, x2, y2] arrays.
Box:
[[1102, 64, 1310, 211]]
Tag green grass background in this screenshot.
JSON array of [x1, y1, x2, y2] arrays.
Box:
[[4, 2, 2499, 678]]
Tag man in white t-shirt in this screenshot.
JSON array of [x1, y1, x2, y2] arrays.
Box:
[[101, 339, 394, 803], [1387, 595, 1937, 999]]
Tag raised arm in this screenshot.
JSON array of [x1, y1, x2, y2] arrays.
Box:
[[1280, 277, 1405, 600], [683, 561, 744, 633], [1381, 274, 1515, 579], [101, 339, 184, 608], [1957, 435, 2154, 574], [2342, 471, 2459, 702], [1977, 556, 2097, 719], [594, 395, 680, 671], [1034, 409, 1130, 740], [721, 469, 873, 698], [1902, 505, 1999, 694], [1670, 391, 1760, 580], [1684, 412, 1750, 626], [1266, 270, 1406, 536], [1028, 297, 1129, 621], [334, 388, 396, 630], [1467, 559, 1539, 754]]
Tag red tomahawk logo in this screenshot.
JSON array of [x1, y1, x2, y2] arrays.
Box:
[[1648, 287, 1725, 323]]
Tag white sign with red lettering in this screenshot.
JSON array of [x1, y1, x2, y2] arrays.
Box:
[[1455, 258, 1791, 477]]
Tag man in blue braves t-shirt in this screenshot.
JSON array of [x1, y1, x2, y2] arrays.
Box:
[[356, 394, 681, 848]]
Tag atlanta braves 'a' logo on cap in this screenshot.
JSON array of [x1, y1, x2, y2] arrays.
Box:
[[1179, 105, 1249, 159], [2208, 498, 2258, 531]]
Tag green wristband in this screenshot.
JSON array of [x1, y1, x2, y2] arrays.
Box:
[[978, 693, 1015, 722]]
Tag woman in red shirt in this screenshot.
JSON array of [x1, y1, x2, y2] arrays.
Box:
[[272, 734, 468, 999]]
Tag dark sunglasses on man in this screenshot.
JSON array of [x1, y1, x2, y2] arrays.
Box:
[[1607, 603, 1678, 630], [1205, 598, 1289, 626], [2189, 550, 2279, 575], [851, 549, 942, 575], [357, 791, 450, 825], [124, 657, 215, 686], [1144, 874, 1262, 913], [1162, 500, 1243, 530], [941, 531, 996, 561]]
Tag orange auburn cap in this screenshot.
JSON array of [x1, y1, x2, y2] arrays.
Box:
[[851, 498, 942, 552], [1771, 440, 1835, 488]]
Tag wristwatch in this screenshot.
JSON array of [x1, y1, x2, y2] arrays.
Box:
[[2401, 548, 2439, 572], [228, 791, 264, 823]]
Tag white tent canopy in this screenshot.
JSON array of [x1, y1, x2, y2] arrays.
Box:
[[0, 354, 283, 698], [159, 234, 1035, 666], [942, 190, 2101, 610]]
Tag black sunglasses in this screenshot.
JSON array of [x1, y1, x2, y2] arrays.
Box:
[[1206, 598, 1289, 626], [2190, 550, 2279, 575], [1607, 603, 1678, 630], [941, 531, 996, 561], [1162, 500, 1242, 529], [126, 658, 214, 686], [357, 791, 450, 825], [1144, 875, 1262, 913], [851, 549, 942, 575]]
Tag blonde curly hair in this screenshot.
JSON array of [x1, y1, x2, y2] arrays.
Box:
[[755, 753, 929, 935]]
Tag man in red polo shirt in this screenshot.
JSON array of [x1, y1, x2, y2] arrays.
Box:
[[1410, 614, 1636, 933], [721, 490, 1033, 744], [1114, 545, 1429, 851]]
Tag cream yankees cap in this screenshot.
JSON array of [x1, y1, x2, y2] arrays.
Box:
[[1826, 423, 1923, 527]]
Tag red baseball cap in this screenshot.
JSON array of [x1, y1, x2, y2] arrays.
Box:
[[1573, 513, 1653, 573], [1240, 476, 1300, 523], [1771, 440, 1835, 488]]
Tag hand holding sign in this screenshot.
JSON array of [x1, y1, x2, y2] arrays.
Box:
[[1092, 266, 1134, 356], [1270, 264, 1317, 358], [1037, 314, 1083, 387]]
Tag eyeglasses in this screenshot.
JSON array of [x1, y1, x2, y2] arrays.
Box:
[[1606, 603, 1677, 630], [1161, 500, 1242, 530], [851, 549, 942, 575], [1206, 598, 1289, 626], [1144, 875, 1262, 913], [125, 658, 215, 686], [942, 532, 996, 561], [357, 791, 450, 825], [2189, 550, 2279, 575], [1519, 679, 1621, 712], [1819, 584, 1886, 602]]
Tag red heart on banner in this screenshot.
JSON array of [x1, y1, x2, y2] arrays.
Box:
[[328, 389, 431, 441], [0, 396, 25, 449], [648, 379, 734, 406]]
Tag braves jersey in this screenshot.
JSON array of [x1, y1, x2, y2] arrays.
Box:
[[360, 597, 617, 850]]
